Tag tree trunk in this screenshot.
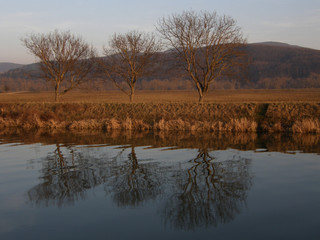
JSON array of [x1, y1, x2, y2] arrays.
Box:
[[197, 86, 204, 103], [130, 86, 135, 103], [55, 84, 60, 102], [198, 93, 204, 103]]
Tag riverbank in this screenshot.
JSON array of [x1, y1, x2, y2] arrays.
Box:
[[0, 102, 319, 133]]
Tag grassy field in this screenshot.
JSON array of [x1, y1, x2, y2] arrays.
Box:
[[0, 89, 320, 103], [0, 89, 319, 133]]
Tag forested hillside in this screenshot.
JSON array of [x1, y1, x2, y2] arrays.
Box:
[[1, 42, 320, 92], [246, 42, 320, 88]]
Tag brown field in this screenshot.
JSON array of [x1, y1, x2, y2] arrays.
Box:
[[0, 89, 320, 103], [0, 89, 319, 133]]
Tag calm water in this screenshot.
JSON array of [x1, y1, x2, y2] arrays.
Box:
[[0, 130, 319, 240]]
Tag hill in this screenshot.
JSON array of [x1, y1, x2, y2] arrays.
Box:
[[0, 62, 24, 73], [245, 42, 320, 88], [1, 42, 320, 91], [251, 41, 302, 48]]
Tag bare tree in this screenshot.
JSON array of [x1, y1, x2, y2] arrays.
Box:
[[99, 31, 161, 102], [157, 10, 247, 102], [22, 30, 96, 102]]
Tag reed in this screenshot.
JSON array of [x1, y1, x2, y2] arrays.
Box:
[[0, 102, 319, 133], [292, 119, 320, 133]]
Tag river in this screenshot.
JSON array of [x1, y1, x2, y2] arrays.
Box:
[[0, 130, 319, 239]]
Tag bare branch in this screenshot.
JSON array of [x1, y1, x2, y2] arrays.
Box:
[[21, 30, 96, 101], [157, 10, 247, 102], [98, 31, 162, 102]]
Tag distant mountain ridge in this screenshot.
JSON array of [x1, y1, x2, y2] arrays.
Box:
[[251, 41, 303, 48], [0, 62, 24, 73], [1, 42, 320, 90]]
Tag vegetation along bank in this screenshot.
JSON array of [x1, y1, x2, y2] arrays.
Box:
[[0, 102, 319, 133]]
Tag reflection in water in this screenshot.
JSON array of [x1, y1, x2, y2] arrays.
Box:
[[1, 128, 320, 153], [27, 144, 109, 207], [104, 145, 161, 207], [27, 142, 162, 208], [26, 136, 252, 230], [162, 149, 251, 230], [2, 129, 317, 230]]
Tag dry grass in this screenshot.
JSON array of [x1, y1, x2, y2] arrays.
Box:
[[0, 101, 319, 132], [0, 102, 259, 132], [0, 89, 319, 132], [0, 89, 320, 103], [261, 103, 320, 132], [292, 119, 320, 133]]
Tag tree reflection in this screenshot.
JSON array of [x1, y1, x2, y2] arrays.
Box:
[[27, 142, 161, 208], [105, 145, 161, 207], [27, 143, 110, 207], [162, 148, 252, 230], [26, 133, 253, 230]]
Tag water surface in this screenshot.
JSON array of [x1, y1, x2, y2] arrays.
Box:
[[0, 130, 319, 240]]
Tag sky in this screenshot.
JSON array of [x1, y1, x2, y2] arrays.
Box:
[[1, 0, 319, 64]]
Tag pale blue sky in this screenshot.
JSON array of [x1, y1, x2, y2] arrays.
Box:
[[1, 0, 319, 64]]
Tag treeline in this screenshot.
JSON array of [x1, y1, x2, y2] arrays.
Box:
[[246, 43, 320, 88], [1, 42, 320, 93]]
